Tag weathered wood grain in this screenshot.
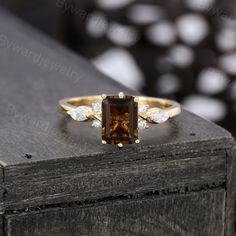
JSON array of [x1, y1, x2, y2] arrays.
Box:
[[0, 165, 4, 236], [0, 213, 3, 236], [0, 166, 4, 214], [5, 190, 225, 236], [3, 151, 226, 211], [226, 145, 236, 236]]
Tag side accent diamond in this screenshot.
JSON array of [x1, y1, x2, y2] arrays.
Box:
[[92, 103, 102, 114], [138, 104, 149, 114], [68, 106, 90, 121], [92, 119, 101, 128], [152, 110, 169, 123], [138, 119, 148, 129]]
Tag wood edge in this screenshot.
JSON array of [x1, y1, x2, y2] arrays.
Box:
[[2, 137, 234, 169], [225, 144, 236, 236]]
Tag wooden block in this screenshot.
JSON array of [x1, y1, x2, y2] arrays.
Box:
[[226, 144, 236, 236], [3, 150, 227, 210], [0, 165, 4, 214], [0, 213, 3, 236], [5, 190, 225, 236]]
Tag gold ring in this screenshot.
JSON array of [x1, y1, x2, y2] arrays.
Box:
[[58, 92, 181, 147]]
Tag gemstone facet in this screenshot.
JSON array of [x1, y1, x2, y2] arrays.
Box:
[[92, 103, 102, 114], [102, 95, 138, 145], [138, 104, 149, 114], [92, 119, 102, 128], [151, 110, 169, 123], [138, 119, 148, 129], [68, 106, 91, 121]]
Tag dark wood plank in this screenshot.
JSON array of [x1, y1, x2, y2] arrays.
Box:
[[5, 190, 225, 236], [3, 151, 226, 210], [0, 213, 3, 236], [0, 165, 4, 235], [0, 166, 4, 213], [226, 144, 236, 236]]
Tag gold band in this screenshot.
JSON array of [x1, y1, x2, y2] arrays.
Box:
[[59, 95, 181, 119]]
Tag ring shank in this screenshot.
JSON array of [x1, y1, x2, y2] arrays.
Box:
[[59, 95, 181, 118]]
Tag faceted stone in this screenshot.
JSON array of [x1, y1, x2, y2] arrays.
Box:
[[138, 104, 149, 114], [92, 119, 101, 128], [138, 119, 148, 129], [152, 110, 169, 123], [92, 103, 102, 114], [68, 106, 90, 121], [102, 95, 138, 144]]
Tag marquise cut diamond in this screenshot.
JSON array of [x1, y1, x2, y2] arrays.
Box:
[[152, 110, 169, 123], [68, 106, 90, 121]]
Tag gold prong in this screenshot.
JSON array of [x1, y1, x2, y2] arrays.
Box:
[[135, 139, 140, 144], [117, 143, 123, 148], [101, 94, 107, 99], [118, 92, 125, 98], [102, 140, 107, 144], [94, 114, 102, 121], [134, 97, 139, 102]]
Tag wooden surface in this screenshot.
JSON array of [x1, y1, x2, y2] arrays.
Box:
[[0, 213, 3, 236], [0, 8, 233, 167], [226, 145, 236, 236], [3, 150, 226, 211], [0, 167, 4, 213], [0, 8, 235, 236], [5, 190, 225, 236]]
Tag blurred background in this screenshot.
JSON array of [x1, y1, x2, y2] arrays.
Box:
[[0, 0, 235, 136]]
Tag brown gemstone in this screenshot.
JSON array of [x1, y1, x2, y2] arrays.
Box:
[[102, 95, 138, 145]]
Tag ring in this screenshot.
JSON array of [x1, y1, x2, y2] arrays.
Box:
[[59, 92, 181, 147]]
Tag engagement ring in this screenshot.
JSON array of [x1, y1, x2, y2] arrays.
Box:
[[59, 92, 181, 147]]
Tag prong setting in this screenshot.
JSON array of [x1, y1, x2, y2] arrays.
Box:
[[118, 92, 125, 98], [135, 139, 140, 144], [117, 143, 123, 148], [101, 94, 107, 99]]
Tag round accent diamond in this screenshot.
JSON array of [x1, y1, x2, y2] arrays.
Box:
[[68, 106, 90, 121], [152, 110, 170, 123], [92, 119, 102, 128], [138, 119, 148, 129], [138, 104, 149, 114], [92, 103, 102, 114]]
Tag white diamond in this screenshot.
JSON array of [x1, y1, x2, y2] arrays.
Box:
[[152, 110, 169, 123], [138, 119, 148, 129], [92, 103, 102, 114], [92, 119, 101, 128], [68, 107, 89, 121], [138, 104, 149, 114]]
